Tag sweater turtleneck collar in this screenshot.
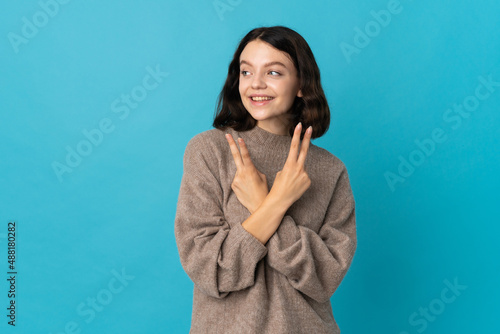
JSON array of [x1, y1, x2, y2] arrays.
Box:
[[237, 124, 292, 151]]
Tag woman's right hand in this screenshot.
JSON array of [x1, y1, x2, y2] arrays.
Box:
[[268, 122, 313, 211]]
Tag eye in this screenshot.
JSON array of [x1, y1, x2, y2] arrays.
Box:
[[240, 70, 250, 76], [269, 71, 281, 76]]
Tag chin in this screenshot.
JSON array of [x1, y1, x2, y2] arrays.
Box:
[[246, 111, 266, 120]]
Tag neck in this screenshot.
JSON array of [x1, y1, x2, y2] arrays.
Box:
[[256, 121, 288, 136], [238, 124, 292, 152]]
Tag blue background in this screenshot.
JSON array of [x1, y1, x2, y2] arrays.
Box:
[[1, 0, 499, 333]]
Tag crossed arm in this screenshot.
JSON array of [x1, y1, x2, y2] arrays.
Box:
[[225, 123, 356, 302], [174, 123, 356, 302], [224, 122, 313, 244]]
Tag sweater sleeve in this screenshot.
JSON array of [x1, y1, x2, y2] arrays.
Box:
[[265, 164, 357, 303], [174, 135, 268, 299]]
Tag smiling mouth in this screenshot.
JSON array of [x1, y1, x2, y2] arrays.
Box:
[[251, 96, 274, 101]]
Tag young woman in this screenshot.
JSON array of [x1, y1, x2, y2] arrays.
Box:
[[175, 26, 357, 333]]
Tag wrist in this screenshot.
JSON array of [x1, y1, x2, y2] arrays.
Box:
[[262, 192, 289, 215]]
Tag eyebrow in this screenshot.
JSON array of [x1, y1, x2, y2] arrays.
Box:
[[239, 60, 288, 69]]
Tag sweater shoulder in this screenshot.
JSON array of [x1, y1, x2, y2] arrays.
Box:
[[308, 143, 348, 176], [184, 128, 228, 157], [181, 128, 229, 187], [308, 144, 354, 205]]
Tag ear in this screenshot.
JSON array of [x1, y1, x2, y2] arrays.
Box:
[[297, 88, 303, 98]]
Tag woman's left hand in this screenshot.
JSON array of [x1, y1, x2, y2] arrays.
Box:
[[225, 134, 268, 214]]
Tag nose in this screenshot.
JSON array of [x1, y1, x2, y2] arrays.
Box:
[[251, 72, 266, 89]]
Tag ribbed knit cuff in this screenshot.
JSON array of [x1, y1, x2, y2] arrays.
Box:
[[230, 222, 268, 260], [268, 215, 300, 250]]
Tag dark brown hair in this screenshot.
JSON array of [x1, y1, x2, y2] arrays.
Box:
[[212, 25, 330, 140]]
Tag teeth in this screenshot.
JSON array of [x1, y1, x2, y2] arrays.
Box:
[[251, 96, 273, 101]]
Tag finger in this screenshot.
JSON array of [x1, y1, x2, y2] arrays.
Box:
[[225, 133, 243, 169], [286, 122, 302, 163], [297, 125, 312, 166], [237, 138, 254, 168]]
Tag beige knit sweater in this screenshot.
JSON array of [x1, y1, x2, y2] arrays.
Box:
[[174, 124, 357, 333]]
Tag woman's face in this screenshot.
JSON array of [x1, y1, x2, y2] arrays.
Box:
[[238, 40, 302, 135]]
